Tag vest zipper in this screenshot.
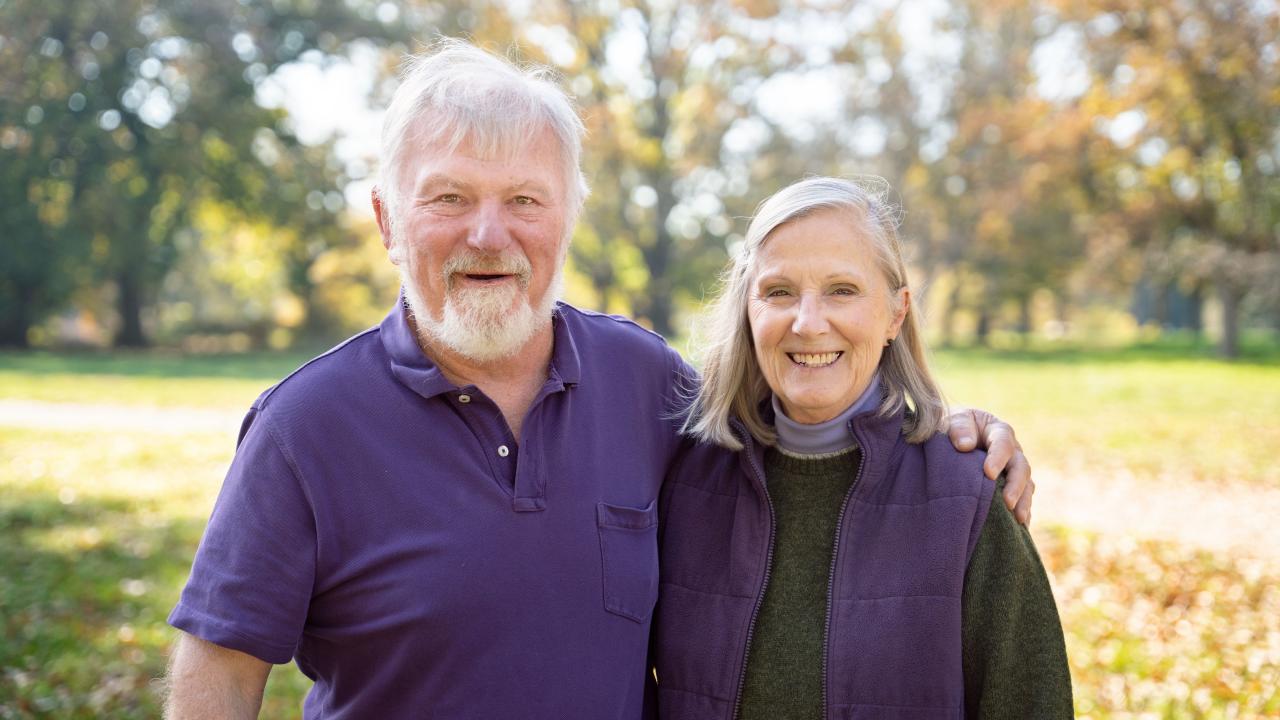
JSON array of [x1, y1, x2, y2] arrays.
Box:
[[730, 442, 776, 720], [821, 437, 867, 720]]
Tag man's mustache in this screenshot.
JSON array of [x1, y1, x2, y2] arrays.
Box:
[[443, 252, 532, 290]]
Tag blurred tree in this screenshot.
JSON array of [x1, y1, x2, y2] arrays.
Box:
[[911, 0, 1094, 345], [0, 0, 408, 347], [0, 16, 89, 347], [515, 0, 825, 337], [1065, 0, 1280, 357]]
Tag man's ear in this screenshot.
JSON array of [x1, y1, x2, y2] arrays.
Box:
[[371, 186, 403, 265]]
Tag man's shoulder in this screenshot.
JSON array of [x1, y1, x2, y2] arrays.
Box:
[[557, 303, 696, 387], [251, 325, 386, 414], [557, 302, 672, 350], [560, 303, 689, 365]]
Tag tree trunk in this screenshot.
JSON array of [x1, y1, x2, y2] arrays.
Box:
[[638, 18, 676, 340], [0, 299, 32, 348], [647, 282, 674, 338], [594, 278, 612, 315], [975, 307, 992, 347], [1218, 282, 1241, 359], [1189, 283, 1205, 337], [1017, 295, 1032, 337], [1132, 278, 1152, 325], [114, 268, 148, 347], [1153, 279, 1170, 328], [642, 181, 676, 338], [939, 281, 963, 348]]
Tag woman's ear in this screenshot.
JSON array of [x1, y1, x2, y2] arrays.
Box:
[[888, 286, 910, 341]]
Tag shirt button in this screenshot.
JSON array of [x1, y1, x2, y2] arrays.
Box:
[[458, 394, 471, 404], [497, 445, 510, 457]]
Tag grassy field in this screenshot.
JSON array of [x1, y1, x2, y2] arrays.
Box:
[[932, 349, 1280, 489], [1, 345, 1278, 717]]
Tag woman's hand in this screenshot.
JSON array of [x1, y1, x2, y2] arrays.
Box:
[[947, 409, 1034, 525]]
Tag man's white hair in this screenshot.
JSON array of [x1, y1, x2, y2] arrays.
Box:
[[378, 38, 590, 224]]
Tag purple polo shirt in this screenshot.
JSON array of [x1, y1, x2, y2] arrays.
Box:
[[169, 298, 694, 719]]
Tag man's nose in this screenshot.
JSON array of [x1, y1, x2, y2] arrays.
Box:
[[791, 294, 829, 336], [466, 200, 513, 254]]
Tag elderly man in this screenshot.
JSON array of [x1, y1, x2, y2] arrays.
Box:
[[164, 39, 1034, 719]]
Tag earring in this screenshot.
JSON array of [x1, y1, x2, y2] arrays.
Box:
[[885, 337, 894, 348]]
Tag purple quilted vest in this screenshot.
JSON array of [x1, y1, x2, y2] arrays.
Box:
[[655, 406, 995, 719]]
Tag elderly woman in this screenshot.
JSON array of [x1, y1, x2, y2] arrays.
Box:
[[654, 177, 1072, 718]]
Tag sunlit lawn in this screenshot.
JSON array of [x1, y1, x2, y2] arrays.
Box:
[[933, 349, 1280, 489], [0, 428, 312, 718], [1, 346, 1277, 717]]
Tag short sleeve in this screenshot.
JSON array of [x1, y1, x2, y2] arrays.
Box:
[[168, 408, 317, 664]]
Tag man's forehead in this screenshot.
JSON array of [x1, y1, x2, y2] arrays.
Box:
[[401, 127, 566, 189], [413, 170, 554, 193], [405, 118, 561, 160]]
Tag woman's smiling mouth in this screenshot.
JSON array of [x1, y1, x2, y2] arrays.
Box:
[[787, 351, 842, 367]]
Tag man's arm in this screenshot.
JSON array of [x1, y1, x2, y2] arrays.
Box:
[[961, 480, 1073, 718], [947, 409, 1035, 525], [164, 632, 272, 720]]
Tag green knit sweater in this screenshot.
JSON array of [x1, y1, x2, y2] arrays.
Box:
[[737, 447, 1072, 720]]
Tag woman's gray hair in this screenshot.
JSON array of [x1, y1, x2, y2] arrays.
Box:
[[683, 176, 947, 450], [377, 38, 589, 225]]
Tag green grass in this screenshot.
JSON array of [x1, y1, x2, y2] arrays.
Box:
[[0, 428, 312, 718], [932, 349, 1280, 488], [0, 346, 1277, 717], [0, 351, 312, 409]]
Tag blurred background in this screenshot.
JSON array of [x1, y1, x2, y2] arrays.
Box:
[[1, 0, 1278, 717]]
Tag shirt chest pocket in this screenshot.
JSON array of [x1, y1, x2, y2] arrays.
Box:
[[595, 500, 659, 623]]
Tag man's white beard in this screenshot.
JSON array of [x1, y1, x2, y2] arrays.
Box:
[[403, 256, 563, 364]]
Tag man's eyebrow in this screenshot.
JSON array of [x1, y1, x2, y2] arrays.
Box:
[[412, 173, 468, 194], [509, 179, 554, 197]]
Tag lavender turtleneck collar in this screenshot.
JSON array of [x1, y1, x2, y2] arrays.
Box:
[[771, 373, 882, 456]]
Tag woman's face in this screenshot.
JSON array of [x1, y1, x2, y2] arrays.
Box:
[[747, 208, 908, 424]]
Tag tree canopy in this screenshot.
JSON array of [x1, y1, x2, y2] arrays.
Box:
[[2, 0, 1276, 355]]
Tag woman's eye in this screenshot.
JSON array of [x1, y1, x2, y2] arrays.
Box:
[[765, 288, 792, 298], [831, 286, 859, 296], [438, 193, 463, 204], [513, 195, 536, 206]]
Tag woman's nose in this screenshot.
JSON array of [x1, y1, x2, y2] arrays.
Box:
[[790, 294, 829, 336]]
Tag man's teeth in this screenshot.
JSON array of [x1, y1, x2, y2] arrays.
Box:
[[790, 352, 840, 367]]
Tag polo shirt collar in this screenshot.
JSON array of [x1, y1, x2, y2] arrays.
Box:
[[547, 302, 582, 386], [379, 290, 582, 400]]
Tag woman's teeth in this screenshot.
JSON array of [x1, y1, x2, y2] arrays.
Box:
[[789, 352, 841, 367]]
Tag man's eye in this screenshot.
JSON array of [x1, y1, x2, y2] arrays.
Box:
[[437, 193, 463, 204], [513, 195, 536, 206]]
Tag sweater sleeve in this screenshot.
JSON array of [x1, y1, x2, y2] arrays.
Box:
[[962, 479, 1074, 719]]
